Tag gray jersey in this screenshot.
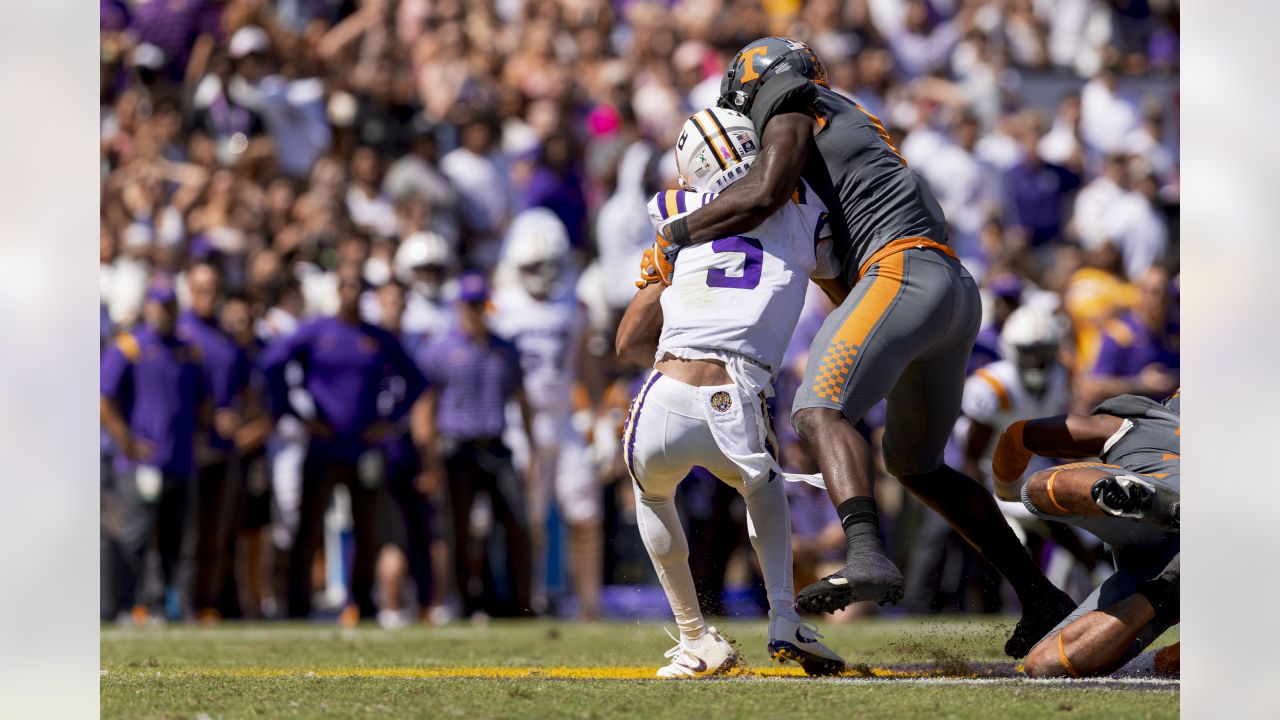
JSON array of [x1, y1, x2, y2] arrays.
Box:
[[748, 75, 948, 282], [1093, 394, 1180, 484]]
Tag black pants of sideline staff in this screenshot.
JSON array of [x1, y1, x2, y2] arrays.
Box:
[[287, 443, 382, 619], [445, 439, 532, 617]]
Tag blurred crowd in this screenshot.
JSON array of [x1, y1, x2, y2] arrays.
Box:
[[99, 0, 1179, 626]]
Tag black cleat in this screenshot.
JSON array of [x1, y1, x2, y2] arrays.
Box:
[[1004, 588, 1077, 658], [795, 553, 904, 615]]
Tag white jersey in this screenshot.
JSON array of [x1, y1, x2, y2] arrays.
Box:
[[489, 285, 585, 415], [961, 359, 1071, 483], [648, 183, 836, 380]]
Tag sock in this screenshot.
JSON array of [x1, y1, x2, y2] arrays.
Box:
[[741, 478, 795, 619], [899, 465, 1058, 606], [837, 496, 884, 561], [635, 488, 706, 641]]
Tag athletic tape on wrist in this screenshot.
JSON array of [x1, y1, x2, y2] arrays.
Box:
[[669, 215, 692, 247]]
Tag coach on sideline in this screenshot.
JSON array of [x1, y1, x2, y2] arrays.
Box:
[[261, 262, 427, 622], [100, 280, 205, 623]]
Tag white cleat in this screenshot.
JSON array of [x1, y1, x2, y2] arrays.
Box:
[[767, 612, 846, 676], [656, 627, 740, 679]]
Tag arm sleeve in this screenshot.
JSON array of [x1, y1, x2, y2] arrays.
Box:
[[748, 74, 816, 135]]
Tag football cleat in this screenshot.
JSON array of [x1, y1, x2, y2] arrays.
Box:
[[656, 627, 739, 679], [1004, 587, 1077, 658], [795, 552, 904, 614], [767, 612, 846, 676], [1092, 474, 1180, 531]]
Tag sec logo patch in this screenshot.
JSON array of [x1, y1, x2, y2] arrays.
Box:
[[710, 391, 732, 413]]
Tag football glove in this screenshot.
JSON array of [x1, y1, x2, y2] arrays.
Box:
[[635, 247, 664, 288]]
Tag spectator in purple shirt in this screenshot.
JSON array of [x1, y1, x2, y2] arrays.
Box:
[[1003, 119, 1082, 250], [178, 260, 250, 620], [1079, 265, 1179, 407], [261, 263, 428, 621], [414, 271, 536, 618], [100, 281, 205, 623]]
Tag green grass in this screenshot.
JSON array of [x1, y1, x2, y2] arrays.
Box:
[[101, 618, 1178, 719]]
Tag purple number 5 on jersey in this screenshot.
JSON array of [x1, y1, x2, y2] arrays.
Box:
[[706, 236, 763, 290]]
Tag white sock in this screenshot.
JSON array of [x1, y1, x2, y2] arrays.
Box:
[[741, 477, 797, 620], [635, 487, 706, 641]]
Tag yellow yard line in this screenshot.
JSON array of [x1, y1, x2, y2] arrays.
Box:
[[144, 665, 976, 681]]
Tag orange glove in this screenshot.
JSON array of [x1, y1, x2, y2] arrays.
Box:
[[635, 239, 675, 288], [635, 247, 663, 288], [992, 420, 1033, 500]]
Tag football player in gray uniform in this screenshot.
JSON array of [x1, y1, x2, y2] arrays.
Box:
[[991, 391, 1180, 677]]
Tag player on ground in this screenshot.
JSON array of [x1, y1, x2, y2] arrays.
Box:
[[654, 37, 1074, 656], [491, 209, 603, 619], [617, 107, 846, 679], [991, 391, 1180, 677]]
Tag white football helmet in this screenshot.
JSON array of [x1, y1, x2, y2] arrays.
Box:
[[999, 305, 1064, 394], [395, 231, 453, 298], [674, 107, 760, 193], [503, 207, 571, 298]]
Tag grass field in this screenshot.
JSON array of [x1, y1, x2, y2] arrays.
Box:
[[101, 617, 1178, 719]]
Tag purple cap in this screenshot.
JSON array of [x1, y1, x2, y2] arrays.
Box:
[[988, 273, 1024, 301], [457, 271, 489, 303]]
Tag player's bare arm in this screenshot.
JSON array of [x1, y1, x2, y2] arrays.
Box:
[[615, 283, 665, 367], [991, 413, 1124, 497], [664, 112, 814, 247]]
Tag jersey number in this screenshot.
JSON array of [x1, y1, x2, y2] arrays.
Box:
[[706, 236, 763, 290]]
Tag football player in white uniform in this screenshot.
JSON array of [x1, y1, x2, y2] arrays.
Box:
[[616, 107, 847, 678], [961, 305, 1072, 490], [392, 231, 457, 347], [491, 209, 603, 619]]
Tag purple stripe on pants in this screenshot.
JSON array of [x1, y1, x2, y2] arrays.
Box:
[[624, 371, 663, 490]]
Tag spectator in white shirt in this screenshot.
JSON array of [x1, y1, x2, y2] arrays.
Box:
[[440, 113, 514, 267]]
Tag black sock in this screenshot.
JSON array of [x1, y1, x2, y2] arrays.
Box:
[[838, 496, 883, 558], [899, 465, 1058, 605]]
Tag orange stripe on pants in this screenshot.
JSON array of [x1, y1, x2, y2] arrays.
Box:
[[810, 252, 905, 402]]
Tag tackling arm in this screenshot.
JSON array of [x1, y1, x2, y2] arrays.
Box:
[[991, 413, 1123, 499], [664, 113, 814, 247]]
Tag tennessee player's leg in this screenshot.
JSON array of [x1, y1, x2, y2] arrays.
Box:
[[877, 250, 1075, 657], [1022, 464, 1181, 531], [792, 251, 918, 611], [1025, 553, 1179, 678]]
